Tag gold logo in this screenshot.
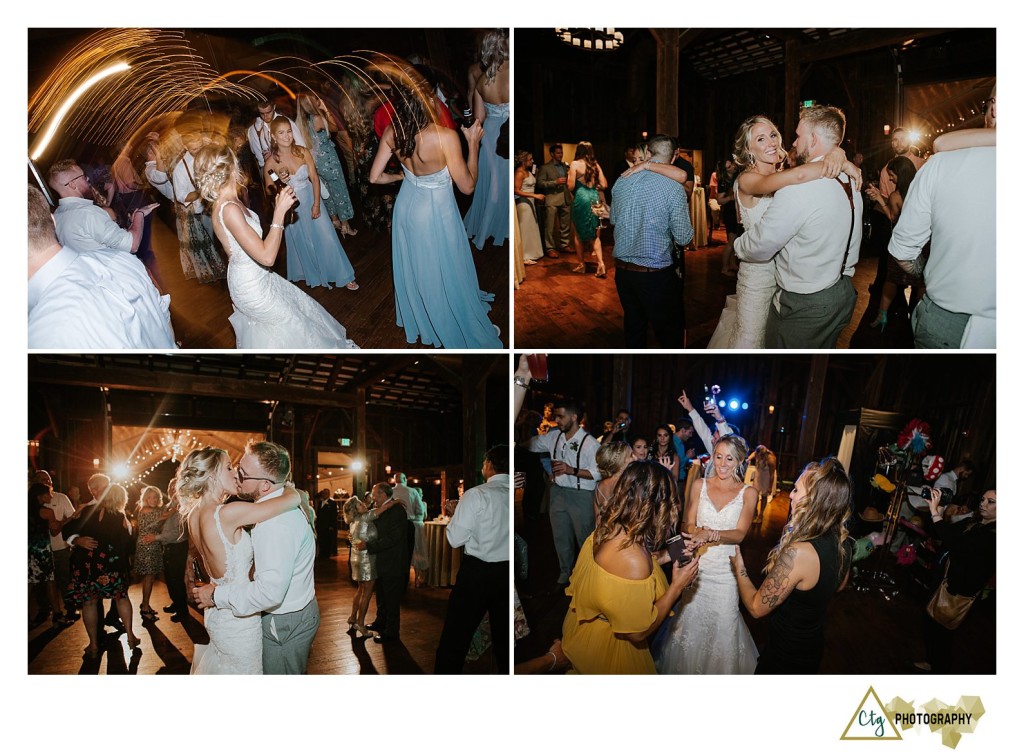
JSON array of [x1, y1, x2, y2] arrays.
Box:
[[841, 688, 986, 749], [841, 686, 902, 740]]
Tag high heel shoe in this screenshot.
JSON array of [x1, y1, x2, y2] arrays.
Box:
[[571, 264, 585, 273], [347, 615, 357, 627], [870, 310, 888, 333], [355, 624, 373, 637], [595, 263, 607, 279], [341, 226, 359, 237]]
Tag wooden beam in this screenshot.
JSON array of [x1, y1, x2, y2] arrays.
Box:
[[651, 28, 680, 137], [793, 29, 947, 65], [27, 363, 357, 409], [355, 387, 367, 496], [797, 355, 829, 464], [347, 356, 420, 391], [784, 38, 801, 142]]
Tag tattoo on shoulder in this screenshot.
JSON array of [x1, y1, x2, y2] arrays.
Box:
[[760, 546, 797, 609]]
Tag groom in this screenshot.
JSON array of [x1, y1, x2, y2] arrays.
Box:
[[734, 105, 862, 348], [194, 440, 319, 674]]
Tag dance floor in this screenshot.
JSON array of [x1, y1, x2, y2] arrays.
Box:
[[28, 533, 498, 675], [149, 206, 509, 350], [513, 228, 916, 350], [514, 488, 996, 674]]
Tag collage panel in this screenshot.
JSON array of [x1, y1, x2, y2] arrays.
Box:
[[512, 28, 995, 350], [28, 27, 509, 350], [513, 352, 995, 675], [27, 352, 510, 675]]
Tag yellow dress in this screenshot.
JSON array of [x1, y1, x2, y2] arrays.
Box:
[[561, 534, 668, 674]]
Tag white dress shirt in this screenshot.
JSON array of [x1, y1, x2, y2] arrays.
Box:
[[145, 151, 203, 214], [889, 147, 996, 347], [527, 428, 601, 491], [247, 114, 306, 168], [446, 474, 509, 562], [689, 408, 732, 456], [213, 487, 316, 616], [53, 197, 132, 252], [44, 492, 75, 551], [29, 246, 175, 349], [734, 168, 862, 295]]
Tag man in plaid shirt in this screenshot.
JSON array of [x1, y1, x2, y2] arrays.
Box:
[[609, 134, 693, 347]]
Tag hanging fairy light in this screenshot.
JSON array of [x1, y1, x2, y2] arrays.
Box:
[[555, 28, 624, 51]]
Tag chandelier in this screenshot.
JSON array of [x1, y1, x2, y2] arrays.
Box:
[[555, 28, 624, 51]]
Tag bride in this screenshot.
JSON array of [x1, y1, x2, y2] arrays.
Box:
[[177, 447, 302, 674], [193, 144, 358, 349], [655, 434, 759, 674], [708, 116, 860, 348]]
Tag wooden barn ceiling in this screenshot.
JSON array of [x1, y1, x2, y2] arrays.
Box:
[[28, 354, 488, 414]]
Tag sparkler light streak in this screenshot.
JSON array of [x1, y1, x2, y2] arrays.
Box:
[[29, 29, 261, 155]]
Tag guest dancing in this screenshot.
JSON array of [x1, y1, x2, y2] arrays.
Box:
[[561, 462, 701, 674], [704, 116, 858, 348], [731, 457, 853, 674], [463, 29, 510, 250], [864, 156, 922, 331], [132, 485, 165, 620], [370, 80, 503, 348], [514, 151, 545, 265], [264, 116, 359, 290], [343, 496, 378, 637], [296, 92, 358, 237], [28, 483, 61, 628], [656, 435, 758, 674], [195, 143, 359, 349], [568, 141, 609, 277], [62, 483, 141, 659], [592, 442, 632, 524], [650, 425, 681, 483]]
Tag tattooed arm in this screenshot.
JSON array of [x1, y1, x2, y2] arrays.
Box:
[[731, 543, 812, 619]]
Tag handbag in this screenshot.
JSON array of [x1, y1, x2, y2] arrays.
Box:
[[926, 563, 976, 630]]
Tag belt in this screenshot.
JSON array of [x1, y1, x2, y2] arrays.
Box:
[[615, 260, 672, 273]]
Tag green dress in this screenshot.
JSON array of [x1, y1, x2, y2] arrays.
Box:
[[571, 183, 600, 242], [307, 115, 354, 223]]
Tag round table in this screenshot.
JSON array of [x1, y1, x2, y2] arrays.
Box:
[[425, 519, 462, 587]]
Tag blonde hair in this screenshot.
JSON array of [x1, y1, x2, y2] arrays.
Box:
[[709, 435, 750, 483], [245, 440, 290, 483], [732, 116, 785, 169], [479, 29, 508, 82], [137, 485, 162, 509], [765, 457, 851, 574], [194, 144, 245, 203], [175, 447, 230, 519], [102, 484, 128, 514], [594, 462, 679, 552], [596, 441, 632, 479], [799, 104, 845, 147]]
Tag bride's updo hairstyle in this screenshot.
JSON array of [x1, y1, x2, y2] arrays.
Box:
[[706, 434, 750, 483], [594, 461, 680, 553], [194, 144, 244, 203], [732, 115, 785, 169], [175, 447, 230, 519], [765, 457, 851, 574]]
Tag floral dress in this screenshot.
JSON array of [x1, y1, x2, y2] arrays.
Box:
[[134, 508, 164, 575], [63, 504, 133, 606]]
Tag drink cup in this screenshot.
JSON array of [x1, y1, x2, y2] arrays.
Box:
[[526, 353, 548, 382]]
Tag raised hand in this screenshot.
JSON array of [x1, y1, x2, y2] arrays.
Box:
[[677, 390, 694, 413]]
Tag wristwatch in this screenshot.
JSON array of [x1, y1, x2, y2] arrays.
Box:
[[513, 376, 531, 389]]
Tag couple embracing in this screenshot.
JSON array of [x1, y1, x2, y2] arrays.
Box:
[[178, 440, 319, 674]]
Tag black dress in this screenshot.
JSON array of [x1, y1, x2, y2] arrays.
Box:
[[756, 532, 850, 674], [62, 504, 134, 606]]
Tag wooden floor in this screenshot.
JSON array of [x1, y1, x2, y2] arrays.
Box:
[[513, 228, 915, 350], [27, 534, 498, 675], [514, 487, 996, 674], [149, 205, 508, 350]]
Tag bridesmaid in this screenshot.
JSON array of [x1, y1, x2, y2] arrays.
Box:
[[264, 116, 359, 290], [514, 151, 544, 265], [568, 141, 608, 277]]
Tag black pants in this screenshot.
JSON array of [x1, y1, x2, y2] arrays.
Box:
[[163, 541, 188, 613], [373, 568, 405, 639], [614, 265, 685, 348], [434, 556, 510, 674]]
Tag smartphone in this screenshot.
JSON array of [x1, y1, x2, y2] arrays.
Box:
[[665, 534, 693, 565]]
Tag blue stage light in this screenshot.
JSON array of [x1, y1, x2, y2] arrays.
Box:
[[718, 400, 726, 408], [741, 402, 749, 410], [729, 400, 739, 410]]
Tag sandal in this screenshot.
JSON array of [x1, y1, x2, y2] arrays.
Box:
[[341, 226, 359, 237], [571, 264, 586, 274], [332, 218, 344, 230], [346, 281, 360, 291]]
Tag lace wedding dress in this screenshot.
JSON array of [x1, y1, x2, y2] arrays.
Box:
[[218, 201, 358, 349], [655, 480, 758, 674], [191, 505, 263, 675], [707, 192, 777, 349]]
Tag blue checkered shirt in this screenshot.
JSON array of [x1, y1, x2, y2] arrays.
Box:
[[610, 170, 693, 268]]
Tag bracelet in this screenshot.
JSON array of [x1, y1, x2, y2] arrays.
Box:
[[513, 375, 531, 389], [270, 223, 285, 230], [547, 651, 557, 671]]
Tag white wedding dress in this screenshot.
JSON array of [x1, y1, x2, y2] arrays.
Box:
[[219, 201, 359, 349], [655, 481, 759, 674], [191, 505, 263, 675], [707, 192, 777, 349]]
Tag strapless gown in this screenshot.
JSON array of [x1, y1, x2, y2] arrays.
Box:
[[463, 101, 509, 250], [516, 173, 544, 262], [283, 164, 356, 289], [220, 201, 358, 349], [655, 481, 759, 674], [191, 505, 262, 675], [392, 165, 502, 348], [708, 192, 777, 349]]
